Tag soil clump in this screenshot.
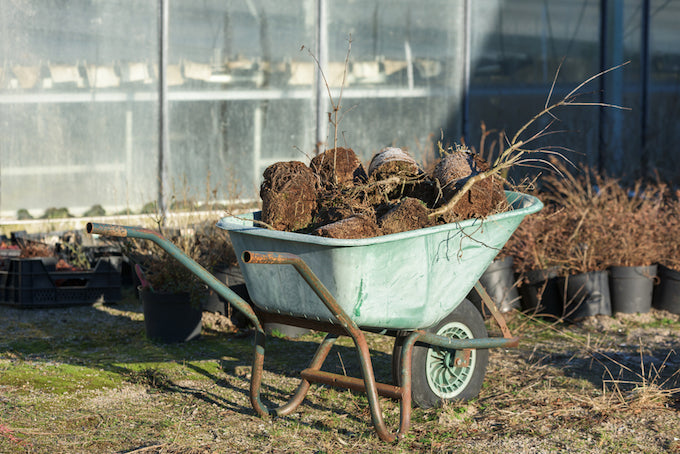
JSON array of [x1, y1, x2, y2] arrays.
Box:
[[378, 197, 433, 235], [259, 147, 507, 239], [260, 161, 319, 231], [310, 147, 367, 189], [312, 214, 380, 239], [433, 151, 506, 222]]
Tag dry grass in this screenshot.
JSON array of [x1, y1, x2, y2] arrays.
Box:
[[658, 191, 680, 271], [1, 291, 678, 453]]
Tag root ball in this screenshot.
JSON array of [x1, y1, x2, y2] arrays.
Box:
[[260, 161, 318, 231], [310, 147, 367, 189]]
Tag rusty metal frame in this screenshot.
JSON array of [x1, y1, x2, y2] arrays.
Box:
[[86, 223, 518, 442], [474, 281, 514, 339]]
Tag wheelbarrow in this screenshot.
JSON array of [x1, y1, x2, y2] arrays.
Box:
[[86, 191, 542, 442]]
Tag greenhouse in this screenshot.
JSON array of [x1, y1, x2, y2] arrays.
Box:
[[1, 0, 679, 218]]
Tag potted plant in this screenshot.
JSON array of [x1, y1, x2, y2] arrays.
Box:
[[505, 199, 563, 318], [540, 166, 612, 321], [467, 250, 521, 317], [654, 193, 680, 314], [194, 221, 251, 329], [598, 180, 663, 314], [136, 226, 218, 343]]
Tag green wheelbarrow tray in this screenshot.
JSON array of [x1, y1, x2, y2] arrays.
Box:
[[219, 191, 542, 330], [85, 190, 542, 442]]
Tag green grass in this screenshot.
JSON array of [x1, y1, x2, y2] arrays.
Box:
[[0, 361, 122, 394]]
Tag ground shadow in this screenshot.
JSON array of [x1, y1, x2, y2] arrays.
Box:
[[523, 339, 680, 396], [0, 290, 395, 420]]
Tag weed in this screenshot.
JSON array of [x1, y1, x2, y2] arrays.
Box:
[[0, 424, 30, 448]]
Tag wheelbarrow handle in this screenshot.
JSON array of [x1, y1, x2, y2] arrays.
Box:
[[86, 222, 263, 332], [87, 222, 131, 237]]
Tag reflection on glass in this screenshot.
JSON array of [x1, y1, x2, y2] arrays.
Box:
[[325, 0, 465, 165], [648, 0, 680, 180], [167, 1, 316, 200], [468, 0, 601, 175], [471, 0, 600, 85], [0, 0, 158, 217], [2, 1, 679, 216]]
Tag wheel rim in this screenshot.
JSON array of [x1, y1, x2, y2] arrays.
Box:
[[425, 321, 476, 399]]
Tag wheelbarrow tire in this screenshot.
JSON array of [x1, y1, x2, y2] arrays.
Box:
[[392, 299, 489, 409]]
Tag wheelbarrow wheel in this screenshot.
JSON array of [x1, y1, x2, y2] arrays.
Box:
[[392, 299, 489, 409]]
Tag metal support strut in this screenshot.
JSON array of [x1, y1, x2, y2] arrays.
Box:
[[242, 250, 416, 442]]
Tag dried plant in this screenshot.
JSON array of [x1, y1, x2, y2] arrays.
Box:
[[303, 34, 354, 157], [144, 232, 208, 299], [508, 157, 668, 277], [18, 241, 52, 258], [140, 221, 234, 307], [429, 62, 629, 219], [540, 161, 665, 274], [126, 180, 237, 304], [505, 201, 564, 275], [602, 182, 665, 267], [658, 191, 680, 271]]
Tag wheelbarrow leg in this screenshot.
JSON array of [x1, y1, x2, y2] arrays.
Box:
[[243, 250, 417, 442], [248, 329, 270, 417], [474, 281, 514, 339], [351, 330, 423, 441], [250, 333, 338, 417]]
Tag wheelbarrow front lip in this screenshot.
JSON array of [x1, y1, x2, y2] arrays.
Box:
[[217, 191, 543, 246]]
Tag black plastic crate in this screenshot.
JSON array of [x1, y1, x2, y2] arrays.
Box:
[[0, 256, 123, 308], [0, 249, 22, 272]]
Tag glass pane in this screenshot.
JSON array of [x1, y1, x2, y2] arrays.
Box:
[[468, 0, 601, 179], [648, 0, 680, 183], [0, 0, 158, 218], [325, 0, 466, 166], [167, 1, 316, 202]]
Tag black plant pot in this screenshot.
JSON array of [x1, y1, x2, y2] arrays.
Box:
[[202, 265, 251, 329], [140, 288, 202, 343], [652, 265, 680, 314], [203, 265, 230, 314], [610, 265, 657, 314], [468, 256, 521, 317], [559, 271, 612, 321], [520, 267, 562, 318]]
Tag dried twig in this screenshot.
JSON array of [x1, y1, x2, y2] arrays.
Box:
[[429, 62, 630, 218]]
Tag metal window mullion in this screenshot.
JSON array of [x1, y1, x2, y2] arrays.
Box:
[[640, 0, 650, 174], [598, 0, 624, 175], [462, 0, 471, 145], [315, 0, 328, 155], [598, 0, 607, 173], [158, 0, 169, 214]]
